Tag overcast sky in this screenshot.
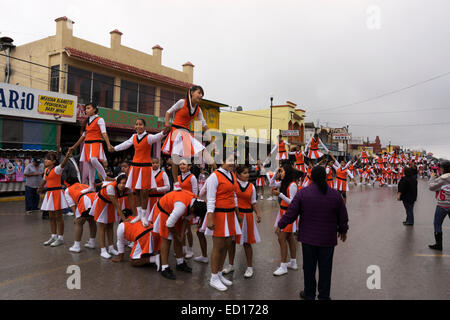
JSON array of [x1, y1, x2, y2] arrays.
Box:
[[2, 0, 449, 159]]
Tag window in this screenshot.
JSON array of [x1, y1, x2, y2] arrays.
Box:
[[67, 66, 91, 105], [93, 73, 114, 108], [139, 84, 155, 115], [120, 80, 138, 113], [160, 89, 184, 115], [67, 66, 114, 108], [50, 65, 60, 92]]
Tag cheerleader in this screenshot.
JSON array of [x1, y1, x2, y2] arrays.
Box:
[[223, 166, 262, 278], [178, 159, 199, 259], [326, 160, 335, 188], [269, 136, 290, 162], [109, 118, 165, 225], [64, 176, 97, 252], [271, 164, 302, 276], [69, 103, 113, 193], [375, 154, 384, 169], [162, 86, 216, 189], [359, 148, 369, 164], [330, 154, 354, 204], [153, 190, 207, 280], [347, 160, 357, 185], [289, 146, 306, 172], [145, 158, 171, 226], [37, 151, 72, 247], [302, 161, 313, 187], [305, 133, 329, 160], [200, 160, 242, 291], [91, 174, 136, 259], [112, 209, 161, 270], [192, 175, 210, 264], [389, 151, 400, 165], [266, 170, 276, 200], [255, 160, 266, 200]]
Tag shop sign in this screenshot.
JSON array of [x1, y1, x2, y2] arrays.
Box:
[[0, 82, 77, 123]]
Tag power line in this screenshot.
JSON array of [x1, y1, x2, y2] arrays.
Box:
[[310, 70, 450, 113], [307, 106, 450, 115]]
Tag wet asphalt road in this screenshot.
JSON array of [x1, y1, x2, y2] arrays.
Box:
[[0, 179, 449, 300]]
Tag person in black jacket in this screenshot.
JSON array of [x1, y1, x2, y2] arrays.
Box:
[[397, 167, 418, 226]]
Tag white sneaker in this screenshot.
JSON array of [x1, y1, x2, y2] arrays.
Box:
[[84, 241, 95, 249], [101, 251, 112, 259], [108, 247, 119, 256], [222, 264, 234, 274], [267, 196, 273, 201], [50, 239, 64, 247], [273, 266, 288, 276], [150, 254, 161, 271], [128, 242, 134, 248], [210, 278, 227, 291], [193, 256, 209, 264], [185, 249, 194, 259], [244, 268, 254, 278], [43, 237, 56, 246], [288, 261, 298, 270], [67, 211, 74, 216], [140, 217, 149, 227], [26, 210, 33, 214], [69, 245, 81, 253], [218, 273, 233, 286], [260, 195, 264, 200]]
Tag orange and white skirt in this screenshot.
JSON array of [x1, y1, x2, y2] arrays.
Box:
[[235, 210, 261, 245], [256, 177, 265, 187], [302, 176, 312, 187], [334, 178, 349, 192], [361, 158, 369, 164], [126, 165, 153, 190], [162, 127, 205, 158], [74, 193, 96, 218], [91, 197, 119, 224], [153, 206, 183, 240], [327, 179, 334, 188], [307, 149, 324, 160], [295, 164, 305, 172], [41, 189, 69, 211], [130, 231, 161, 259], [80, 141, 106, 162], [274, 208, 297, 233], [277, 151, 288, 160], [200, 208, 242, 237]]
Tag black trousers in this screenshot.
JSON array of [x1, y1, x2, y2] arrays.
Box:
[[302, 243, 335, 300], [402, 200, 415, 224]]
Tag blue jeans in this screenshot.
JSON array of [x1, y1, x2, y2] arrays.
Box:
[[433, 206, 450, 233], [25, 186, 40, 211], [402, 200, 415, 224], [302, 243, 335, 300]]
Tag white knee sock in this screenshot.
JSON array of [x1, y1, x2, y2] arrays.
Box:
[[91, 157, 107, 180]]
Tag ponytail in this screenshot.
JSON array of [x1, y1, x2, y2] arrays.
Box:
[[311, 165, 328, 195]]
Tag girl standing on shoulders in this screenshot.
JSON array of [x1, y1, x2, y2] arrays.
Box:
[[69, 103, 113, 193]]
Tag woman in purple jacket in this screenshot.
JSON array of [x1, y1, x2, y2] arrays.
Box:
[[277, 165, 349, 300]]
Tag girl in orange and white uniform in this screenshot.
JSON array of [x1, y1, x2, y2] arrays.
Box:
[[64, 176, 97, 253], [305, 133, 329, 160], [359, 149, 369, 164], [326, 160, 335, 188], [145, 158, 171, 225], [152, 190, 206, 280], [266, 170, 277, 200], [200, 162, 242, 291], [271, 164, 301, 276], [255, 160, 266, 200], [109, 119, 165, 225], [112, 214, 161, 270], [330, 154, 354, 204], [269, 136, 291, 161], [162, 86, 216, 189], [178, 159, 198, 259], [91, 174, 135, 259], [289, 146, 306, 172], [69, 103, 113, 193], [223, 166, 262, 279], [38, 151, 72, 247]]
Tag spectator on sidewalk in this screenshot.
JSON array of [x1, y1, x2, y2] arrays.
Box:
[[24, 158, 44, 214], [277, 165, 349, 300], [397, 167, 418, 226], [428, 160, 450, 251]]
